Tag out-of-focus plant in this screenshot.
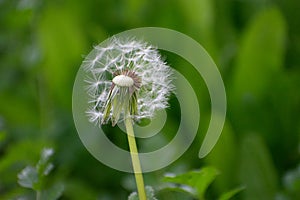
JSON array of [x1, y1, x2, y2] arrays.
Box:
[[18, 148, 64, 200], [126, 166, 243, 200], [161, 166, 244, 200], [276, 163, 300, 200]]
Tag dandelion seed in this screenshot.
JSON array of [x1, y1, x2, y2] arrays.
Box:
[[83, 37, 174, 126]]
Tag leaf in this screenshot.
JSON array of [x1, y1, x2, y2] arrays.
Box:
[[0, 141, 49, 173], [204, 121, 238, 193], [163, 166, 219, 198], [238, 134, 278, 200], [231, 7, 286, 102], [17, 147, 58, 193], [40, 183, 65, 200], [128, 186, 158, 200], [18, 166, 38, 189], [36, 148, 54, 176], [178, 0, 217, 55], [218, 186, 245, 200], [37, 6, 87, 107]]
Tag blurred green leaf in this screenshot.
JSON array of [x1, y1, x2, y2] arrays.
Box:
[[17, 147, 64, 200], [17, 147, 55, 191], [0, 139, 51, 184], [218, 186, 245, 200], [36, 148, 54, 176], [231, 7, 286, 103], [37, 5, 87, 107], [18, 166, 38, 189], [205, 121, 237, 192], [178, 0, 217, 56], [163, 166, 219, 199], [238, 134, 279, 200]]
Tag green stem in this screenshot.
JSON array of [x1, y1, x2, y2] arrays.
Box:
[[125, 116, 147, 200], [36, 190, 41, 200]]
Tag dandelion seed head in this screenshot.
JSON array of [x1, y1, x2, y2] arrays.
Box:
[[83, 37, 174, 125]]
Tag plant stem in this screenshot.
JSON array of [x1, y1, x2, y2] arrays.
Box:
[[125, 116, 147, 200], [36, 190, 41, 200]]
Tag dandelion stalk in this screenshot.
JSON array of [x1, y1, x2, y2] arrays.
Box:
[[125, 114, 147, 200]]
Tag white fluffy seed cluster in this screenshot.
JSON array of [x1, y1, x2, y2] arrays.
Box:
[[83, 37, 174, 125]]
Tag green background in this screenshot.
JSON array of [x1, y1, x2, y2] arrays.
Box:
[[0, 0, 299, 199]]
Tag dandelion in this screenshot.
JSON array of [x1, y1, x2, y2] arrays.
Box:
[[82, 37, 174, 200], [83, 37, 173, 126]]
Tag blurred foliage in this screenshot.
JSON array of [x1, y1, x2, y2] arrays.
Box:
[[162, 166, 219, 199], [18, 148, 64, 200], [0, 0, 300, 199], [162, 166, 243, 199]]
